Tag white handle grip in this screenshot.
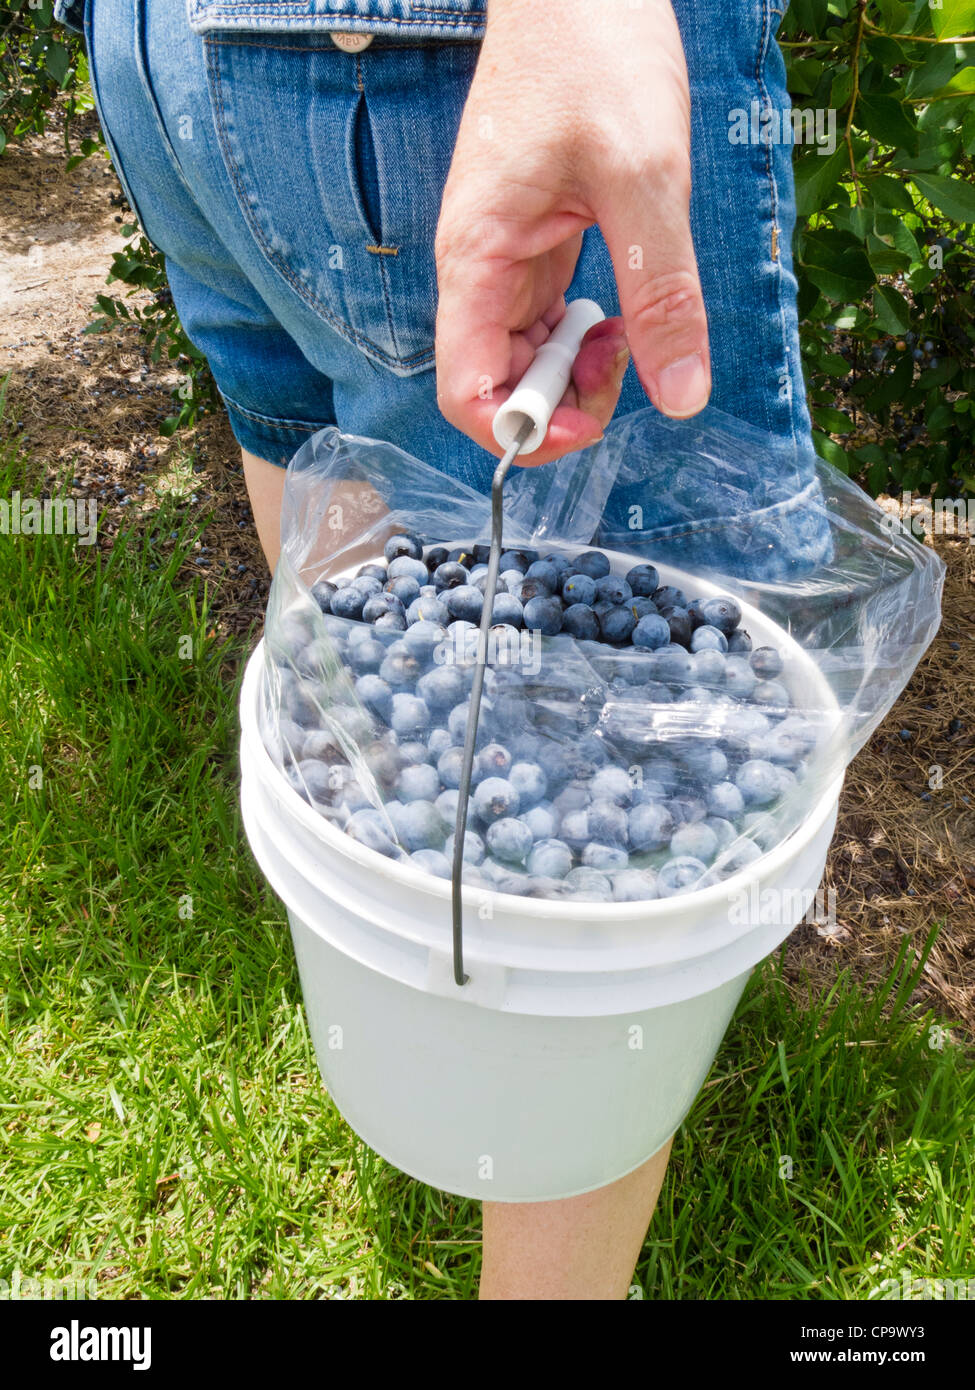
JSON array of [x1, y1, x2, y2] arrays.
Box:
[[492, 298, 605, 455]]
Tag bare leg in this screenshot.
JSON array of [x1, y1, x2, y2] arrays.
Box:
[[478, 1137, 673, 1301], [242, 448, 287, 574]]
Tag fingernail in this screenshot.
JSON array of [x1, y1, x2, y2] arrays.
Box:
[[657, 351, 709, 418], [613, 345, 631, 377]]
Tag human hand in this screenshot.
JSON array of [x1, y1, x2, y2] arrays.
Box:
[[434, 0, 710, 464]]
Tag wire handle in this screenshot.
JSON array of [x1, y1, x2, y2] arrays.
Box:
[[450, 301, 606, 987]]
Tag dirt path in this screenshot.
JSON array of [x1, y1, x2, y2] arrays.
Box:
[[1, 118, 972, 1029]]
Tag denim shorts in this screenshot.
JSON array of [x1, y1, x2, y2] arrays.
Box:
[[83, 0, 825, 574]]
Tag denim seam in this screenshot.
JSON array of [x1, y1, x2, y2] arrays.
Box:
[[220, 391, 331, 431], [196, 35, 481, 49], [189, 10, 486, 30], [133, 0, 201, 214], [204, 35, 434, 370], [355, 52, 402, 360], [84, 3, 155, 246]]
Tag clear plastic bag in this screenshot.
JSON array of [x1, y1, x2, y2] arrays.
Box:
[[257, 406, 944, 904]]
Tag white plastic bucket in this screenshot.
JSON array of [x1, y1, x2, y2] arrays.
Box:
[[239, 552, 843, 1201]]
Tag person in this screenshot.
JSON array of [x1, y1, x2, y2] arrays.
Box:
[[56, 0, 813, 1299]]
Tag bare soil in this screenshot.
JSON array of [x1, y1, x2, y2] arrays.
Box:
[[1, 119, 972, 1030]]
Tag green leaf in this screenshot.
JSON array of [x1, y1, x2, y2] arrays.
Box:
[[865, 172, 916, 214], [873, 284, 912, 334], [44, 42, 71, 86], [813, 406, 855, 434], [803, 245, 875, 302], [812, 432, 851, 472], [857, 92, 920, 155], [790, 0, 829, 32], [830, 67, 855, 109], [928, 65, 975, 98], [875, 0, 912, 28], [794, 144, 850, 218], [820, 352, 851, 376], [917, 358, 960, 388], [905, 45, 959, 99], [910, 169, 975, 222], [931, 0, 975, 41]]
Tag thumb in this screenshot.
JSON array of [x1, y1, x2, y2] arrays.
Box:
[[600, 180, 711, 419]]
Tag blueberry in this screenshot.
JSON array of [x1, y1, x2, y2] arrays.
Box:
[[346, 809, 400, 857], [352, 575, 384, 597], [406, 595, 450, 626], [727, 630, 753, 653], [690, 624, 728, 654], [486, 817, 533, 864], [667, 794, 708, 827], [649, 646, 694, 684], [670, 821, 718, 863], [542, 552, 572, 578], [653, 586, 687, 611], [625, 564, 659, 598], [735, 759, 781, 805], [628, 802, 674, 851], [632, 613, 670, 650], [700, 596, 741, 635], [425, 545, 450, 572], [329, 586, 366, 620], [631, 777, 668, 805], [384, 533, 424, 563], [686, 598, 707, 631], [499, 550, 531, 573], [524, 560, 560, 592], [724, 655, 757, 699], [346, 636, 386, 675], [571, 551, 611, 580], [679, 745, 728, 784], [355, 674, 393, 721], [402, 619, 448, 662], [562, 604, 600, 640], [374, 612, 407, 633], [705, 816, 738, 852], [656, 856, 708, 897], [417, 664, 465, 711], [721, 838, 764, 874], [595, 575, 633, 606], [390, 692, 430, 738], [509, 761, 547, 805], [558, 809, 590, 850], [752, 679, 790, 712], [362, 592, 406, 624], [707, 780, 745, 819], [764, 729, 806, 767], [500, 568, 526, 594], [491, 592, 525, 628], [445, 585, 483, 623], [521, 803, 557, 840], [384, 575, 421, 606], [447, 698, 493, 747], [476, 742, 513, 779], [447, 547, 477, 568], [294, 758, 336, 806], [433, 561, 470, 592], [524, 838, 572, 878], [690, 649, 726, 685], [436, 788, 461, 825], [311, 579, 337, 613], [444, 830, 485, 864], [750, 646, 783, 679], [409, 848, 451, 879], [523, 595, 564, 635], [358, 562, 389, 582], [379, 645, 422, 688], [588, 798, 629, 847], [590, 766, 634, 806], [563, 866, 613, 898], [388, 795, 443, 847], [665, 607, 693, 647], [611, 868, 658, 902], [599, 604, 637, 643], [561, 573, 597, 606], [437, 745, 466, 789], [582, 842, 629, 872], [427, 726, 453, 760], [473, 777, 520, 823]]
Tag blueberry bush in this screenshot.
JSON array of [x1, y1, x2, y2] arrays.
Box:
[[783, 0, 975, 493], [0, 0, 93, 155]]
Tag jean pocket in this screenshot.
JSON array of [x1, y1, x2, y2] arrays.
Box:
[[203, 36, 472, 375]]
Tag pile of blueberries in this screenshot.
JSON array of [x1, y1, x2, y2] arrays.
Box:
[[265, 533, 820, 903]]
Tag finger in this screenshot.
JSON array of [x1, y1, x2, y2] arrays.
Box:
[[599, 170, 711, 420]]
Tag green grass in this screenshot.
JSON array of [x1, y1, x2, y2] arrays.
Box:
[[0, 425, 972, 1301]]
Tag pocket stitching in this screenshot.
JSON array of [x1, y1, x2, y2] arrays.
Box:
[[204, 36, 433, 370]]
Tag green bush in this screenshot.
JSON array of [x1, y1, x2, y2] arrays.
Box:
[[783, 0, 975, 494], [0, 0, 92, 154]]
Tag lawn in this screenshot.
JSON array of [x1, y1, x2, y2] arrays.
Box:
[[0, 411, 971, 1301]]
